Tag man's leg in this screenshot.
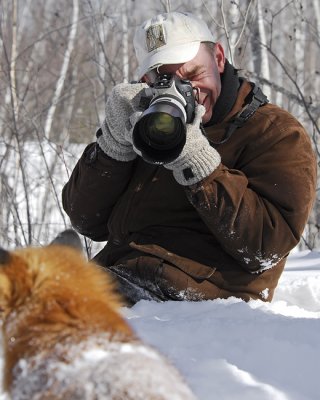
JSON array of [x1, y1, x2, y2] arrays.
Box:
[[107, 266, 165, 305], [104, 255, 228, 304]]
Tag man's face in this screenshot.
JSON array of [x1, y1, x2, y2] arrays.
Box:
[[144, 43, 225, 124]]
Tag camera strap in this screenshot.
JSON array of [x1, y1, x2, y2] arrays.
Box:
[[208, 83, 269, 145]]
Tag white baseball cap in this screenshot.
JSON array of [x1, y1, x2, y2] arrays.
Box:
[[134, 12, 215, 78]]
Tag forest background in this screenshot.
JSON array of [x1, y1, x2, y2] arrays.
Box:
[[0, 0, 319, 252]]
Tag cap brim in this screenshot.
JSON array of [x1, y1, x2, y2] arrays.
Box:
[[136, 41, 200, 78]]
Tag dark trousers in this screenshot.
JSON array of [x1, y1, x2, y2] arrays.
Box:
[[104, 256, 226, 306]]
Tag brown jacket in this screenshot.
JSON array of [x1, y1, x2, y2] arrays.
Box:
[[62, 80, 317, 301]]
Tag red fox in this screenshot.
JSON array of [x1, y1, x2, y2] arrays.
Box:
[[0, 230, 196, 400]]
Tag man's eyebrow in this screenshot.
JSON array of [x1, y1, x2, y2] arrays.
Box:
[[183, 65, 203, 76]]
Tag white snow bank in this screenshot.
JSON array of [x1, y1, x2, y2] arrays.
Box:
[[1, 250, 320, 399]]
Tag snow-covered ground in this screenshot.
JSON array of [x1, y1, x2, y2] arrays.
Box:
[[1, 250, 320, 400]]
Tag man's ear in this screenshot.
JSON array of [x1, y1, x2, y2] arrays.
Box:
[[140, 75, 148, 83], [214, 42, 226, 73], [0, 248, 11, 265], [50, 229, 83, 252]]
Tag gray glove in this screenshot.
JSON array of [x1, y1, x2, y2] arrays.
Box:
[[97, 82, 147, 161], [164, 104, 221, 186]]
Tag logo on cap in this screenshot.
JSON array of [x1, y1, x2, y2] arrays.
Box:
[[146, 24, 166, 52]]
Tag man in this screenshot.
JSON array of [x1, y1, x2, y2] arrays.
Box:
[[62, 12, 316, 304]]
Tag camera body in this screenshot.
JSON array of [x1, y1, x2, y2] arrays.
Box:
[[132, 75, 196, 164], [143, 74, 195, 124]]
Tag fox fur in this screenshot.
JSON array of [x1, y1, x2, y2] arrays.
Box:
[[0, 231, 195, 400]]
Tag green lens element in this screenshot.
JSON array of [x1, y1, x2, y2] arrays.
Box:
[[149, 113, 176, 135]]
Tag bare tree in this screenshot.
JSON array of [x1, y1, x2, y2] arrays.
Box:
[[44, 0, 79, 139]]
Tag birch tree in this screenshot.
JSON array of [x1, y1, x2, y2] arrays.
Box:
[[122, 0, 129, 83], [256, 0, 271, 100], [44, 0, 79, 139]]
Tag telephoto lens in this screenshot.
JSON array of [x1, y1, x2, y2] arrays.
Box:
[[132, 75, 195, 164]]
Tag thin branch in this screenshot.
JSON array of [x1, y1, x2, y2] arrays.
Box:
[[201, 0, 224, 29], [220, 0, 234, 64], [246, 72, 319, 114], [10, 0, 19, 116], [233, 0, 254, 49], [14, 15, 91, 63], [261, 42, 320, 136]]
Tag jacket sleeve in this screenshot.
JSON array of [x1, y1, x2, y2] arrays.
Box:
[[62, 143, 135, 241], [185, 112, 317, 273]]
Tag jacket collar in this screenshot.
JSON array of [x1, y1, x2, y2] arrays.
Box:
[[204, 59, 240, 127]]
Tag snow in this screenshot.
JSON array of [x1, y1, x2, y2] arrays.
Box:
[[1, 250, 320, 400]]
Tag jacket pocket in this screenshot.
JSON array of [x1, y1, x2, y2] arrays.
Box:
[[129, 242, 216, 281]]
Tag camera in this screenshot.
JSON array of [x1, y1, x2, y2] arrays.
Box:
[[132, 74, 196, 164]]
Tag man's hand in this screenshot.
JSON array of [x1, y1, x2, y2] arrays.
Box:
[[164, 104, 221, 185], [97, 82, 147, 161]]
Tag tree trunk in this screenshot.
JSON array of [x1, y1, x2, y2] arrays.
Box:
[[44, 0, 79, 139]]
